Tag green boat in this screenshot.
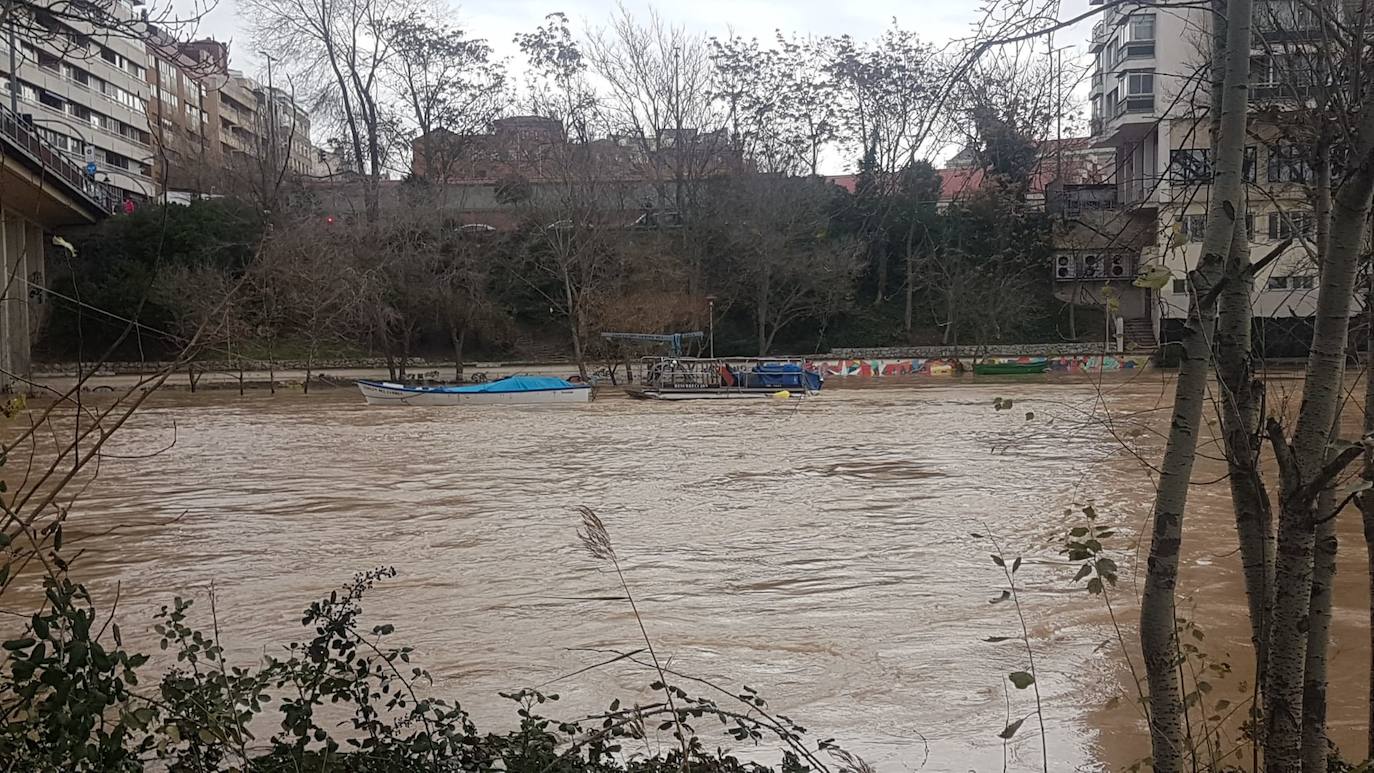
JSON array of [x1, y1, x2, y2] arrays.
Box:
[[973, 360, 1049, 375]]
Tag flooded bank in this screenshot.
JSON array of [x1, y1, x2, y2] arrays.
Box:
[[7, 374, 1370, 770]]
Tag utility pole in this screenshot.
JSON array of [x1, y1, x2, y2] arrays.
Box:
[[258, 51, 278, 211], [706, 295, 716, 358], [8, 1, 18, 115], [259, 52, 278, 173], [1056, 46, 1064, 186]]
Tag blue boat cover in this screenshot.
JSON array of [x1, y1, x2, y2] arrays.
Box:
[[420, 375, 582, 394], [741, 362, 823, 391]]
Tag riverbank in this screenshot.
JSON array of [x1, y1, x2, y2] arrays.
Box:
[[29, 350, 1156, 393]]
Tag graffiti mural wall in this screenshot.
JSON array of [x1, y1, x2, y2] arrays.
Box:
[[809, 354, 1150, 377]]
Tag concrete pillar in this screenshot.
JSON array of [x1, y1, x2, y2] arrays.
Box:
[[0, 210, 16, 391], [15, 221, 38, 384]]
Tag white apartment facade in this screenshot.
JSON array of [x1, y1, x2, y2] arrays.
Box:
[[1078, 0, 1326, 351], [0, 0, 156, 202]]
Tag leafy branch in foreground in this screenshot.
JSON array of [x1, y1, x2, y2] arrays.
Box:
[[975, 528, 1048, 773], [0, 562, 841, 772]]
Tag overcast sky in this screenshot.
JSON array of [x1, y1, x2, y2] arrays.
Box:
[[181, 0, 1095, 85]]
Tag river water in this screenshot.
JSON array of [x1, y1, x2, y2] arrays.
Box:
[[8, 375, 1371, 771]]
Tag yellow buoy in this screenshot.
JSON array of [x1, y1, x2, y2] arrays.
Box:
[[772, 390, 791, 400]]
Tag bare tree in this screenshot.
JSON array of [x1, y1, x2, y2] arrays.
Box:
[[703, 174, 861, 355], [244, 0, 414, 219], [384, 14, 507, 183], [709, 33, 838, 177]]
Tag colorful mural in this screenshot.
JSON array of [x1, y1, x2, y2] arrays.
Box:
[[809, 354, 1150, 377]]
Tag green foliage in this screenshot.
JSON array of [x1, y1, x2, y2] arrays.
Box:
[[42, 200, 266, 360]]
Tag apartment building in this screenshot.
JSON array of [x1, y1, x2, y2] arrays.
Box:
[[218, 70, 312, 184], [145, 34, 227, 196], [0, 0, 155, 201], [1062, 0, 1326, 351]]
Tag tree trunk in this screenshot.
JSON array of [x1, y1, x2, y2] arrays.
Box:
[[904, 249, 916, 336], [1141, 0, 1252, 769], [1267, 105, 1374, 773], [562, 268, 586, 380], [304, 340, 315, 396], [451, 324, 465, 382], [1216, 199, 1273, 666], [1300, 142, 1336, 773], [1363, 489, 1374, 766], [1364, 280, 1374, 764], [873, 240, 887, 306], [942, 285, 958, 346], [757, 262, 771, 356]]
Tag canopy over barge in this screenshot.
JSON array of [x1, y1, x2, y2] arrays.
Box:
[[627, 358, 822, 401]]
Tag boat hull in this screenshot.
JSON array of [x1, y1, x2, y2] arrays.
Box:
[[357, 381, 592, 406], [627, 387, 817, 401], [973, 362, 1049, 375]]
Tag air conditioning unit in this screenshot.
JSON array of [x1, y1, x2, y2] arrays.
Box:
[[1082, 255, 1101, 278], [1108, 255, 1129, 277], [1056, 255, 1073, 279]]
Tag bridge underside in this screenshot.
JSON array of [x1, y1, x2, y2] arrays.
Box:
[[1, 131, 109, 391]]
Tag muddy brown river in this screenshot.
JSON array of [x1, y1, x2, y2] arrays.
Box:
[[8, 374, 1371, 771]]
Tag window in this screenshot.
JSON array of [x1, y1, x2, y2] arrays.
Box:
[[1172, 278, 1189, 294], [157, 58, 174, 79], [1128, 13, 1156, 41], [1184, 214, 1207, 242], [1119, 70, 1154, 112], [1171, 148, 1211, 183], [1268, 211, 1315, 239], [1268, 144, 1313, 182], [1255, 0, 1318, 33], [1266, 275, 1289, 290], [1291, 275, 1315, 289]]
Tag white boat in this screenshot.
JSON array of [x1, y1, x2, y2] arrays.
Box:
[[356, 375, 592, 406], [627, 357, 823, 401]]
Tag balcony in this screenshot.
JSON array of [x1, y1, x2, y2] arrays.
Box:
[[1251, 83, 1316, 102], [1116, 95, 1155, 116], [1049, 184, 1119, 217], [1121, 41, 1155, 60], [1090, 71, 1103, 93], [1090, 19, 1107, 51]]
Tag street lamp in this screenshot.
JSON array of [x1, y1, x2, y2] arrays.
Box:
[[705, 295, 716, 358]]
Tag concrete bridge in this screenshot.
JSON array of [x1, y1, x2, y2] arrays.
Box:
[[0, 105, 117, 391]]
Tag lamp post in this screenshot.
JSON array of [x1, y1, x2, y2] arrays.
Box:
[[8, 9, 18, 115], [705, 295, 716, 358], [257, 51, 278, 176]]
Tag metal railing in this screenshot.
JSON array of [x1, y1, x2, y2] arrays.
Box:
[[0, 103, 120, 214]]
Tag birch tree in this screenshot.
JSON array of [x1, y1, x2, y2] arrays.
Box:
[[1138, 1, 1253, 770]]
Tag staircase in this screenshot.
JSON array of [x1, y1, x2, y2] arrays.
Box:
[[1123, 317, 1158, 350]]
